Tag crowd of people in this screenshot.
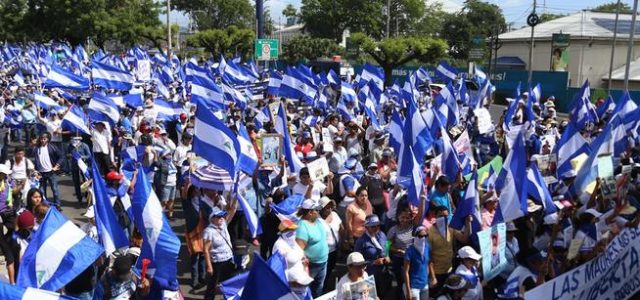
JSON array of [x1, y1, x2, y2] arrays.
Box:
[[0, 42, 637, 300]]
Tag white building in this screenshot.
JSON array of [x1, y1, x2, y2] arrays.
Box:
[[498, 11, 640, 89]]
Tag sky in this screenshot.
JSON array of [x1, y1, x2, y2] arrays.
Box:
[[163, 0, 636, 29]]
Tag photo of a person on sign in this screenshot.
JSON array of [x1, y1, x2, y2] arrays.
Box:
[[551, 47, 567, 72]]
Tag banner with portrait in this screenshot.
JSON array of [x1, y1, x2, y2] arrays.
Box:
[[477, 222, 507, 281], [551, 33, 570, 72]]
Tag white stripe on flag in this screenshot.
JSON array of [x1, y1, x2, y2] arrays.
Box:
[[89, 99, 119, 122], [437, 65, 456, 80], [34, 221, 86, 287], [142, 190, 164, 256], [47, 70, 82, 88], [22, 287, 62, 300], [64, 112, 89, 134]]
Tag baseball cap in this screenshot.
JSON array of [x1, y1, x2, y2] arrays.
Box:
[[458, 246, 481, 261], [319, 196, 333, 208], [364, 214, 381, 227], [209, 206, 228, 219], [300, 199, 321, 210], [286, 266, 314, 285], [345, 157, 357, 169], [106, 171, 123, 181], [346, 252, 367, 266]]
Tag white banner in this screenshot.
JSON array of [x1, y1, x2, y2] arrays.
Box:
[[525, 226, 640, 300]]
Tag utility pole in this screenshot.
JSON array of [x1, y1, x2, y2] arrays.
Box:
[[256, 0, 264, 39], [608, 0, 621, 93], [167, 0, 171, 59], [624, 0, 639, 91], [386, 0, 391, 38], [527, 0, 539, 84]]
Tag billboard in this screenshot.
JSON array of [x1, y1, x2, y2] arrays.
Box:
[[551, 33, 570, 72]]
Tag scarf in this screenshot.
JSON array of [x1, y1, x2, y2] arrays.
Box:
[[366, 231, 383, 252], [413, 237, 426, 258]]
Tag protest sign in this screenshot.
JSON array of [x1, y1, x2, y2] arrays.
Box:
[[525, 226, 640, 300], [474, 108, 493, 134], [477, 222, 507, 280], [340, 275, 377, 300], [307, 157, 330, 182], [259, 134, 282, 167], [321, 127, 334, 153], [466, 155, 503, 182]]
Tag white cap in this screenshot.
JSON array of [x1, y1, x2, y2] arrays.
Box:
[[83, 206, 95, 218], [299, 199, 321, 210], [583, 208, 602, 218], [286, 266, 314, 285], [0, 164, 12, 175], [346, 252, 367, 266], [458, 246, 481, 261], [319, 196, 332, 208]]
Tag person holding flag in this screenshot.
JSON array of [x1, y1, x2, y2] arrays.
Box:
[[203, 205, 237, 300]]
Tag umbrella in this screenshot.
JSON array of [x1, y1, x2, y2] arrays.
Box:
[[190, 164, 234, 191]]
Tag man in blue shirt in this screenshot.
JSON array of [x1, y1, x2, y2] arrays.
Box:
[[430, 176, 454, 222], [404, 225, 431, 300]]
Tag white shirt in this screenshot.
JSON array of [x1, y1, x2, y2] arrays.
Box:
[[45, 119, 63, 142], [37, 146, 53, 172], [273, 233, 305, 272], [92, 128, 112, 154], [455, 264, 483, 300], [329, 147, 348, 173], [173, 144, 191, 169], [323, 211, 342, 252], [8, 158, 34, 180], [292, 181, 326, 201]]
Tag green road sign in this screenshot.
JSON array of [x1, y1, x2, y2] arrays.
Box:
[[255, 39, 279, 60]]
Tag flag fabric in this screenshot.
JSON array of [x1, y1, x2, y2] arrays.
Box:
[[403, 98, 433, 165], [17, 207, 104, 291], [72, 151, 90, 180], [237, 123, 259, 174], [275, 103, 305, 173], [327, 69, 340, 86], [473, 65, 487, 84], [235, 175, 262, 238], [570, 81, 598, 131], [221, 252, 289, 299], [88, 93, 121, 125], [611, 91, 640, 131], [494, 130, 529, 223], [43, 64, 90, 91], [62, 105, 90, 136], [185, 61, 212, 83], [33, 93, 60, 110], [450, 172, 482, 233], [110, 93, 144, 108], [91, 61, 134, 90], [555, 121, 590, 179], [340, 81, 357, 103], [240, 254, 298, 300], [193, 106, 240, 177], [526, 164, 556, 216], [0, 282, 77, 300], [91, 161, 129, 256], [154, 99, 182, 121], [222, 83, 248, 110], [388, 109, 404, 155], [480, 165, 496, 191], [279, 67, 317, 104], [359, 64, 384, 92], [267, 70, 282, 96], [270, 194, 305, 223], [190, 75, 225, 110], [573, 118, 616, 203], [435, 60, 458, 82], [596, 94, 615, 119], [440, 129, 461, 182], [131, 170, 181, 291]]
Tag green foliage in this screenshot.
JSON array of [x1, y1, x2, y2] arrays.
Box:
[[350, 32, 448, 85], [593, 2, 632, 13], [171, 0, 254, 30], [282, 36, 342, 64], [0, 0, 28, 42], [282, 4, 297, 18], [300, 0, 385, 42], [186, 26, 255, 59], [539, 13, 566, 23]]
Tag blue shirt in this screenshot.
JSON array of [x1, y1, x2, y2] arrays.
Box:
[[355, 231, 388, 275], [296, 219, 328, 264], [430, 189, 452, 221], [404, 244, 430, 289]]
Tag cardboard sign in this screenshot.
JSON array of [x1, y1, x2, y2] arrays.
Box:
[[307, 156, 330, 182], [474, 108, 493, 134], [268, 101, 281, 121], [321, 127, 333, 153]]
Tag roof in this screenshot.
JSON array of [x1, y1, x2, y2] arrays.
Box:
[[500, 11, 640, 41], [605, 58, 640, 81], [496, 56, 526, 66], [274, 23, 304, 34]]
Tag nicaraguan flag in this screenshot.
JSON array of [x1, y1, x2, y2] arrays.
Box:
[[270, 194, 305, 223], [359, 64, 384, 92], [494, 129, 529, 223], [185, 61, 212, 83], [193, 105, 240, 177], [235, 175, 262, 238], [72, 151, 90, 180], [43, 64, 90, 91], [327, 69, 340, 87], [222, 83, 248, 110], [221, 252, 292, 299], [473, 65, 487, 84], [107, 93, 143, 108], [612, 91, 640, 131], [91, 61, 134, 90], [132, 170, 181, 291], [17, 207, 104, 291], [450, 171, 482, 233], [596, 94, 615, 119], [280, 67, 317, 104], [33, 92, 60, 110], [61, 105, 90, 135], [154, 98, 182, 121], [0, 282, 77, 300], [435, 60, 458, 82], [388, 109, 404, 155], [88, 93, 121, 125], [526, 164, 556, 216], [237, 123, 259, 174], [274, 103, 305, 173], [267, 70, 282, 96], [191, 75, 225, 110], [240, 254, 299, 300], [570, 80, 598, 131], [440, 128, 460, 182], [555, 122, 590, 179], [91, 161, 129, 256], [341, 81, 357, 103]]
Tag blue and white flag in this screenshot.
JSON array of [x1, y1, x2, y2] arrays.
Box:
[[267, 70, 282, 96], [91, 61, 134, 90], [441, 129, 461, 182], [185, 61, 212, 83], [450, 171, 482, 233], [275, 103, 305, 173], [132, 170, 181, 292], [327, 69, 340, 86], [341, 81, 357, 103], [237, 123, 259, 174], [364, 91, 382, 130], [154, 99, 182, 121], [235, 177, 262, 239], [359, 64, 384, 92], [17, 207, 103, 291], [193, 106, 240, 177], [43, 64, 90, 91], [33, 92, 60, 110], [570, 81, 598, 131], [13, 71, 25, 86], [280, 67, 317, 104], [434, 83, 458, 127], [191, 75, 225, 110], [88, 93, 121, 125], [222, 83, 248, 110], [0, 282, 77, 300], [403, 98, 433, 165], [526, 164, 556, 216], [62, 105, 90, 135], [612, 91, 640, 131], [388, 109, 404, 155], [473, 65, 487, 84], [91, 161, 129, 256], [555, 122, 590, 179], [270, 194, 305, 223], [494, 130, 529, 223], [573, 119, 616, 203], [109, 93, 143, 108], [240, 254, 298, 300], [72, 151, 90, 180], [435, 60, 458, 82]]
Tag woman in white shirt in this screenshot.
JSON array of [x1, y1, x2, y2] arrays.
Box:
[[273, 219, 307, 273], [319, 196, 343, 289]]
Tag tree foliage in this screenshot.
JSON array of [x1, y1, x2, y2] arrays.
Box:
[[171, 0, 254, 30], [282, 4, 297, 18], [186, 26, 255, 59], [300, 0, 385, 42], [281, 36, 342, 64], [593, 2, 632, 13], [350, 32, 448, 85], [540, 13, 566, 23]]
